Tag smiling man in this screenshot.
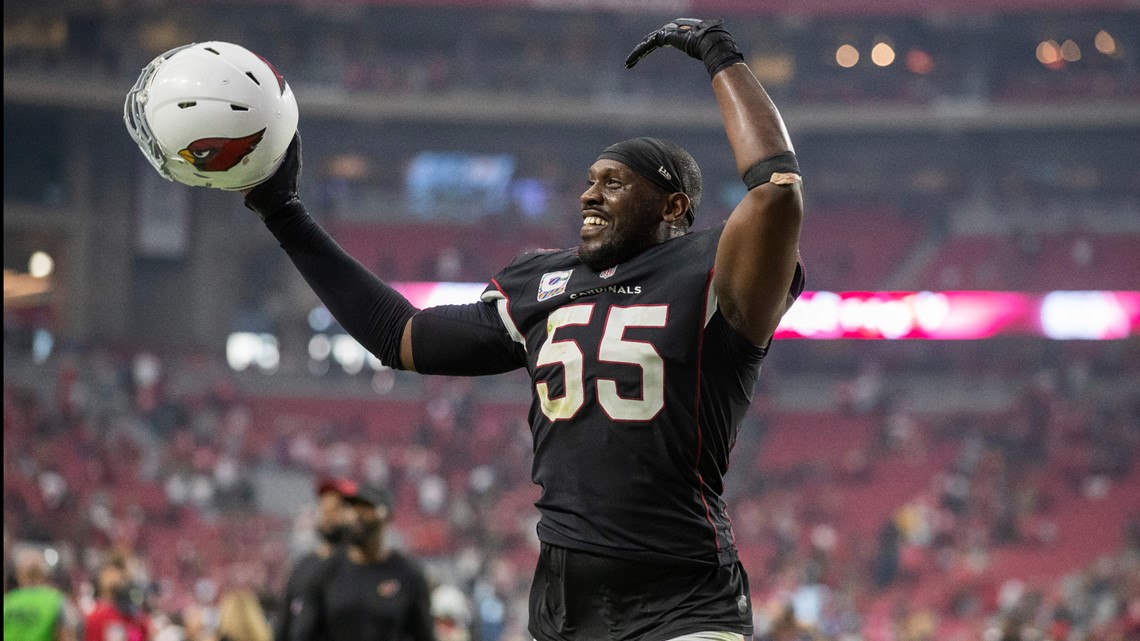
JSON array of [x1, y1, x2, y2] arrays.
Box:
[[238, 17, 805, 641]]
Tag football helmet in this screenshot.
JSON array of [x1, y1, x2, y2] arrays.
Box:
[[124, 42, 299, 191]]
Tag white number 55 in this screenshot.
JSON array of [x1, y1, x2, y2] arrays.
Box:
[[535, 304, 667, 422]]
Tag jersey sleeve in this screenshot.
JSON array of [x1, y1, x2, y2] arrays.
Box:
[[410, 248, 562, 375], [410, 303, 526, 376]]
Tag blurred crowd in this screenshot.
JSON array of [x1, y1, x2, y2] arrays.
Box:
[[5, 331, 1139, 640], [5, 5, 1139, 106], [5, 3, 1140, 641]]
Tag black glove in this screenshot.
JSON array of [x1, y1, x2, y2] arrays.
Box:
[[244, 132, 302, 223], [625, 18, 744, 79]]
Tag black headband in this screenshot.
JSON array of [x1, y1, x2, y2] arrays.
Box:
[[598, 137, 695, 222]]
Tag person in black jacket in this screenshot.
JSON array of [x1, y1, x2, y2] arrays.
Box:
[[275, 478, 351, 641], [294, 482, 434, 641]]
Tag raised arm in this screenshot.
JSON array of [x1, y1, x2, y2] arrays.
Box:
[[242, 134, 523, 375], [710, 62, 803, 345], [243, 134, 419, 370], [627, 19, 804, 345]]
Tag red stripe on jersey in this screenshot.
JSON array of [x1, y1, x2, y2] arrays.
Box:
[[491, 277, 507, 298]]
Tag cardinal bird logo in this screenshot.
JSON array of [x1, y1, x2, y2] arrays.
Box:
[[178, 128, 265, 172]]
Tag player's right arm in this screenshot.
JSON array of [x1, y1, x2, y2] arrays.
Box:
[[243, 134, 524, 376]]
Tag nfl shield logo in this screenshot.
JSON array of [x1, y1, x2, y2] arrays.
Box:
[[538, 270, 572, 301], [599, 266, 617, 279]]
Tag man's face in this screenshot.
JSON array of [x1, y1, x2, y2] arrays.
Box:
[[99, 565, 127, 600], [316, 491, 346, 544], [342, 501, 385, 547], [578, 159, 669, 271]]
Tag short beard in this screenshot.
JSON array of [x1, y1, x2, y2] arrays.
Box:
[[347, 521, 382, 548], [318, 525, 346, 546], [579, 239, 630, 272], [579, 220, 660, 271]]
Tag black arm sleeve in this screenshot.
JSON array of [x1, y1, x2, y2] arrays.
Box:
[[410, 303, 527, 376], [264, 201, 417, 369]]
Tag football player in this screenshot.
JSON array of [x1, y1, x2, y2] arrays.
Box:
[[243, 19, 804, 641]]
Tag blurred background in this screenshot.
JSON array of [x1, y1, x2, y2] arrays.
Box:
[[3, 0, 1139, 640]]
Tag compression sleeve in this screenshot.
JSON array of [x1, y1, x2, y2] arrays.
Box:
[[264, 202, 416, 369], [410, 303, 527, 376]]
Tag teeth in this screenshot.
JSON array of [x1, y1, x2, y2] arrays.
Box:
[[583, 216, 607, 226]]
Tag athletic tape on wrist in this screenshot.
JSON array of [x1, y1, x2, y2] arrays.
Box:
[[742, 151, 801, 190], [704, 48, 744, 78]]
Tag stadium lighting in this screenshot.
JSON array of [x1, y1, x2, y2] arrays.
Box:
[[308, 306, 334, 332], [1061, 39, 1081, 62], [1036, 40, 1064, 68], [905, 49, 934, 74], [871, 42, 896, 67], [308, 334, 332, 361], [226, 333, 279, 372], [378, 285, 1140, 341], [332, 334, 366, 374], [28, 251, 54, 278], [1094, 30, 1119, 56], [32, 329, 53, 364], [836, 44, 859, 68], [1040, 291, 1131, 340], [285, 288, 1139, 378]]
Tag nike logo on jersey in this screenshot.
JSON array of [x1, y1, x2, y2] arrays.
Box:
[[538, 270, 573, 301]]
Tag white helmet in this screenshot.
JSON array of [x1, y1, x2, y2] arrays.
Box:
[[124, 42, 299, 191]]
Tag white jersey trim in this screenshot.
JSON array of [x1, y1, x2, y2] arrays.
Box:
[[665, 634, 745, 641], [481, 291, 526, 346]]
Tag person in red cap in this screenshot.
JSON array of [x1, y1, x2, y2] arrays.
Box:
[[83, 555, 149, 641], [275, 478, 351, 641], [293, 482, 434, 641]]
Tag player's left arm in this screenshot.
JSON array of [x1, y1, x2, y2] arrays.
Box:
[[627, 19, 803, 346], [710, 62, 803, 346]]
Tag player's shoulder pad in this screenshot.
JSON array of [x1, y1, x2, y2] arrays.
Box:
[[484, 246, 576, 303], [505, 246, 573, 268]]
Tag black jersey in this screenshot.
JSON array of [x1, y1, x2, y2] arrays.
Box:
[[293, 552, 434, 641], [277, 550, 336, 641], [479, 224, 769, 567]]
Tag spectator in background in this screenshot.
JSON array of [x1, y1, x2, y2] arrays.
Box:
[[3, 547, 78, 641], [84, 555, 150, 641], [210, 590, 272, 641], [430, 584, 472, 641], [275, 479, 349, 641], [759, 605, 817, 641], [294, 482, 435, 641]]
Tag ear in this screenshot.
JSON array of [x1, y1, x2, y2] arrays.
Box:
[[662, 192, 691, 223]]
